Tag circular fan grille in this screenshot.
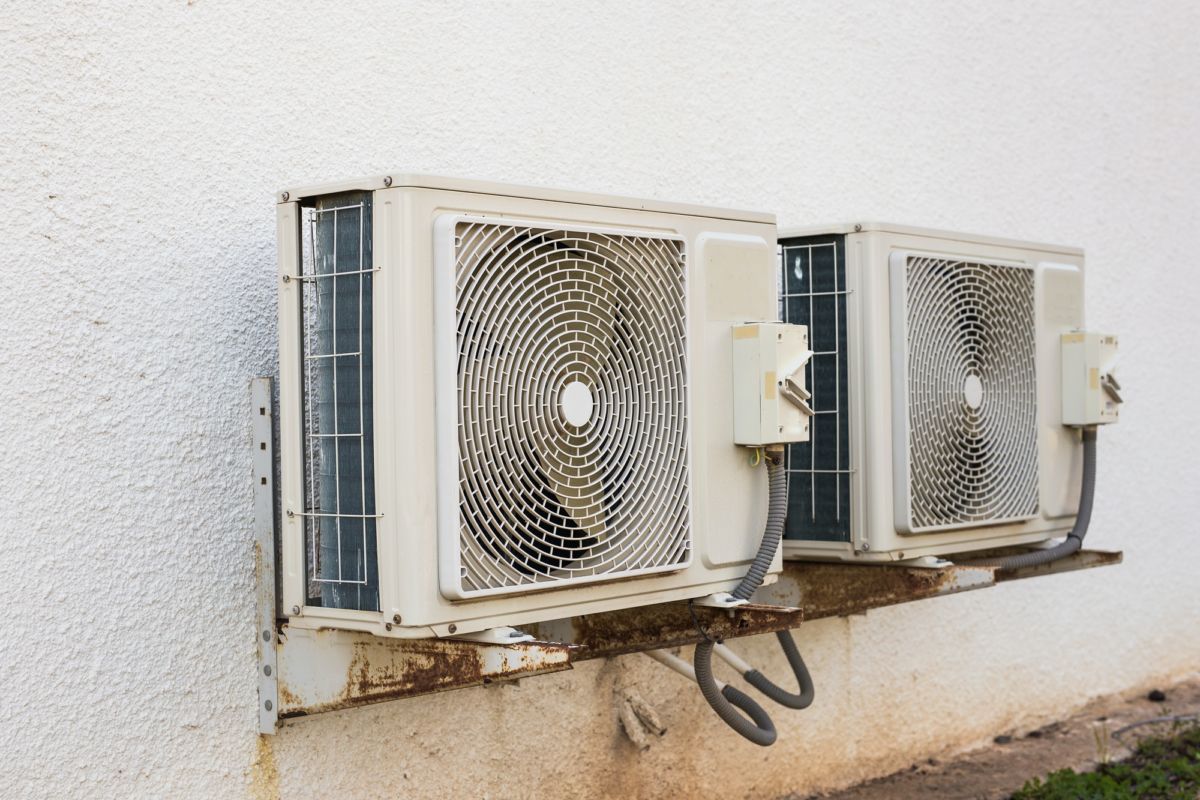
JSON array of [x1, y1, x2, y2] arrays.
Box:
[[454, 222, 691, 595], [903, 256, 1038, 531]]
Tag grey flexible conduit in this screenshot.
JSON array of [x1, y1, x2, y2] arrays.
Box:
[[744, 630, 815, 710], [692, 428, 1097, 741], [730, 453, 789, 603], [967, 427, 1097, 570], [693, 453, 808, 745]]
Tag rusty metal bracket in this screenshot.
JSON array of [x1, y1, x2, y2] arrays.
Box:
[[522, 601, 803, 661], [264, 552, 1121, 723], [276, 628, 576, 719], [253, 378, 280, 735], [992, 547, 1123, 581], [256, 370, 1122, 725], [757, 560, 996, 621]]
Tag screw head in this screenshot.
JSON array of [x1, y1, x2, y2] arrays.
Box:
[[392, 614, 402, 624], [853, 223, 862, 232], [383, 175, 393, 187], [861, 542, 871, 551], [448, 624, 457, 634], [291, 605, 301, 615], [262, 630, 271, 642], [264, 700, 273, 711], [281, 192, 290, 201], [263, 665, 272, 676], [385, 623, 393, 631]]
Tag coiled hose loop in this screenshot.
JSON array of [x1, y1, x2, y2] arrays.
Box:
[[693, 453, 789, 745], [743, 630, 815, 710], [694, 640, 777, 746]]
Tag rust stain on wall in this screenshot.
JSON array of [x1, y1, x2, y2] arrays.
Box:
[[249, 734, 279, 800]]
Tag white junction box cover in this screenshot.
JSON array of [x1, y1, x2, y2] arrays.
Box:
[[276, 174, 783, 639], [732, 322, 813, 445], [1061, 332, 1121, 426]]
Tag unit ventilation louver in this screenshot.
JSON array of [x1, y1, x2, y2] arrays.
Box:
[[893, 254, 1039, 533], [444, 220, 692, 597]]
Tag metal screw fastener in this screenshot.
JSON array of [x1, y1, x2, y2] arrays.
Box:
[[853, 223, 863, 232], [263, 665, 272, 676], [861, 542, 871, 551], [264, 700, 273, 711], [262, 630, 271, 642], [383, 176, 393, 187], [392, 614, 402, 624], [281, 192, 290, 201], [385, 623, 393, 631], [291, 605, 301, 615], [448, 624, 457, 634]]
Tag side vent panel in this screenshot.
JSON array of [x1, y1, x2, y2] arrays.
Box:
[[779, 235, 852, 543]]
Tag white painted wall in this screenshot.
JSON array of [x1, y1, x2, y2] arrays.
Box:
[[3, 2, 1198, 798]]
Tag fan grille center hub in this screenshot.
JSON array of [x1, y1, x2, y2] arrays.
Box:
[[559, 380, 594, 427], [963, 373, 984, 410]]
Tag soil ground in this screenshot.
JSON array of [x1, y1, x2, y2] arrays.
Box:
[[782, 674, 1200, 800]]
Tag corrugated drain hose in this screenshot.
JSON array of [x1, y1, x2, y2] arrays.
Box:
[[744, 630, 815, 709], [694, 450, 813, 745], [967, 427, 1097, 570]]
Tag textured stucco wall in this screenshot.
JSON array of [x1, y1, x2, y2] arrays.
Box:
[[2, 2, 1198, 798]]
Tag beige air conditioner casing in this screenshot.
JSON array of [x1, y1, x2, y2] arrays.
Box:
[[276, 175, 782, 638], [777, 224, 1087, 563]]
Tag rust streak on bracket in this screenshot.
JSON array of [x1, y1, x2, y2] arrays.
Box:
[[270, 550, 1120, 723], [993, 548, 1123, 582], [523, 602, 804, 662], [277, 627, 577, 719], [761, 561, 996, 621]]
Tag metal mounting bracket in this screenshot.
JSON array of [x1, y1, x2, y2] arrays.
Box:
[[692, 592, 749, 609], [253, 378, 279, 735], [447, 627, 535, 644], [893, 555, 953, 569], [250, 374, 1123, 727]]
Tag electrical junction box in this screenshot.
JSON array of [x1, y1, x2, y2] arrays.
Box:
[[1061, 332, 1121, 425], [732, 323, 813, 445]]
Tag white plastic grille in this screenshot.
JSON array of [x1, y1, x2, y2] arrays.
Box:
[[900, 255, 1038, 531], [452, 222, 691, 595]]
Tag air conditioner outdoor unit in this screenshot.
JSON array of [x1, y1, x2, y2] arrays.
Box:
[[777, 224, 1095, 563], [275, 175, 797, 639]]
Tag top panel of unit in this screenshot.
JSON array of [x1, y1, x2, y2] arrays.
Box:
[[277, 174, 775, 225], [778, 222, 1083, 257]]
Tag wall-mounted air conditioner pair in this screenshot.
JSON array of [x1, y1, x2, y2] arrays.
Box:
[[275, 175, 1120, 645]]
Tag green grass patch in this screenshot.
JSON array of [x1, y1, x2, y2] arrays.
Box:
[[1013, 722, 1200, 799]]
